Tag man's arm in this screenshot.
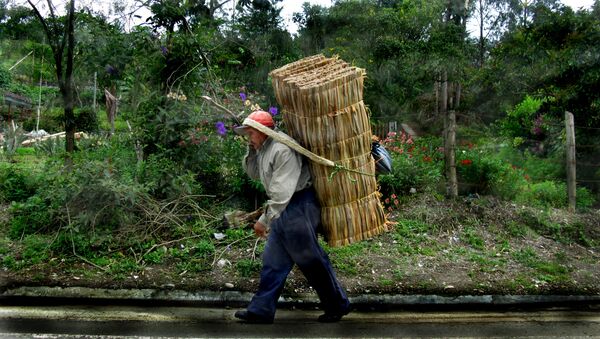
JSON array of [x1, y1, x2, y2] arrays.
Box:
[[242, 146, 260, 180]]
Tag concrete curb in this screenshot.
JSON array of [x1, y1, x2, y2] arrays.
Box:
[[2, 286, 600, 310]]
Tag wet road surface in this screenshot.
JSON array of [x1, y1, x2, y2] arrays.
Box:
[[1, 304, 600, 338]]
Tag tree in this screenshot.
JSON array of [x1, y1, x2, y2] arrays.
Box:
[[293, 3, 328, 53], [27, 0, 77, 155], [0, 4, 44, 40]]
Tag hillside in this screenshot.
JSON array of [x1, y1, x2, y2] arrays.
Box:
[[2, 193, 599, 297]]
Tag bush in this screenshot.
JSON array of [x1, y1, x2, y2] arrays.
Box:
[[378, 133, 443, 196], [0, 164, 36, 202], [499, 95, 548, 139], [456, 148, 506, 195], [515, 181, 595, 209], [0, 65, 11, 89], [75, 107, 99, 133], [138, 154, 203, 200], [517, 181, 564, 208], [9, 195, 54, 239]]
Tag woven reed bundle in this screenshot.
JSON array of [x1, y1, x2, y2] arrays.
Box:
[[284, 102, 371, 148], [269, 55, 387, 247]]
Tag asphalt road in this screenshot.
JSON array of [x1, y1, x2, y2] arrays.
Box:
[[1, 303, 600, 338]]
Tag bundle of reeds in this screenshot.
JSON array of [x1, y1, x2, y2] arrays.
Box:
[[270, 55, 387, 247]]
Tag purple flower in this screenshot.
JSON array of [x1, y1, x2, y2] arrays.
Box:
[[215, 121, 227, 136], [239, 92, 247, 101], [269, 106, 278, 116], [160, 46, 168, 56], [105, 65, 117, 75]]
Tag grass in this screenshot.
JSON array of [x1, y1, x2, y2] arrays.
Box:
[[0, 170, 598, 296]]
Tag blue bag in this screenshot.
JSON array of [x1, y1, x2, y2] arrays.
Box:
[[371, 141, 392, 174]]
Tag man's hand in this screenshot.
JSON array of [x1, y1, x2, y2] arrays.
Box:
[[253, 221, 268, 238]]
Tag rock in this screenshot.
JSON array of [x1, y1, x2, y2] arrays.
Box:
[[217, 259, 231, 268], [224, 283, 234, 289]]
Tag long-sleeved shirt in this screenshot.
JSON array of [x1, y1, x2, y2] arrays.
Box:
[[242, 132, 312, 227]]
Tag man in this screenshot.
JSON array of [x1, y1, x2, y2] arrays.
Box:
[[233, 110, 350, 324]]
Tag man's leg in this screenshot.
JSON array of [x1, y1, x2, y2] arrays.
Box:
[[280, 190, 350, 318], [244, 226, 294, 321]]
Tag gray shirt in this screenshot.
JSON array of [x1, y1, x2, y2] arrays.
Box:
[[243, 132, 312, 227]]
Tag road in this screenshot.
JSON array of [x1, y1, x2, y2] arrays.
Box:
[[1, 303, 600, 338]]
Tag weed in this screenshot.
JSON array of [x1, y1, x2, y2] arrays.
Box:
[[506, 221, 528, 238], [379, 278, 394, 286], [177, 259, 211, 273], [2, 255, 19, 270], [0, 164, 36, 202], [468, 253, 506, 273], [109, 258, 141, 276], [224, 228, 251, 242], [462, 227, 485, 250], [513, 247, 539, 266], [332, 260, 358, 276], [21, 235, 50, 266], [143, 249, 166, 264], [236, 259, 261, 277], [192, 239, 215, 258]]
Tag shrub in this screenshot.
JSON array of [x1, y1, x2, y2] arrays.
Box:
[[378, 133, 443, 196], [516, 181, 565, 208], [455, 148, 505, 195], [515, 181, 595, 209], [9, 195, 54, 239], [236, 259, 261, 277], [138, 154, 203, 200], [74, 107, 99, 133], [0, 65, 11, 88], [0, 164, 36, 202], [499, 95, 548, 139], [21, 235, 50, 266]]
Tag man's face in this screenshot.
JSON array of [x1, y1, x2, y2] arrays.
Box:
[[246, 127, 268, 150]]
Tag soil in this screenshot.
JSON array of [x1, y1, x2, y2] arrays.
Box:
[[1, 194, 600, 297]]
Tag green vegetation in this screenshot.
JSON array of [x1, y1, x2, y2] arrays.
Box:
[[0, 0, 598, 295]]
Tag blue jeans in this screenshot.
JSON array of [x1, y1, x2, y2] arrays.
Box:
[[247, 188, 350, 320]]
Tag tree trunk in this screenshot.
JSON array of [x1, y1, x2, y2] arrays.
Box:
[[64, 0, 76, 154], [445, 109, 458, 198], [565, 111, 577, 212], [478, 0, 485, 67], [28, 0, 77, 156]]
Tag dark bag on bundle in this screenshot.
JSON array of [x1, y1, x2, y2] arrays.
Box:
[[371, 141, 392, 174]]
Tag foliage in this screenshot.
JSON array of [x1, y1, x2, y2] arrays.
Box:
[[499, 95, 548, 139], [0, 163, 36, 202], [1, 123, 27, 162], [236, 258, 261, 278], [9, 195, 54, 239], [74, 107, 99, 133], [378, 132, 443, 197], [0, 64, 10, 88], [455, 147, 507, 195], [515, 181, 595, 209]]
